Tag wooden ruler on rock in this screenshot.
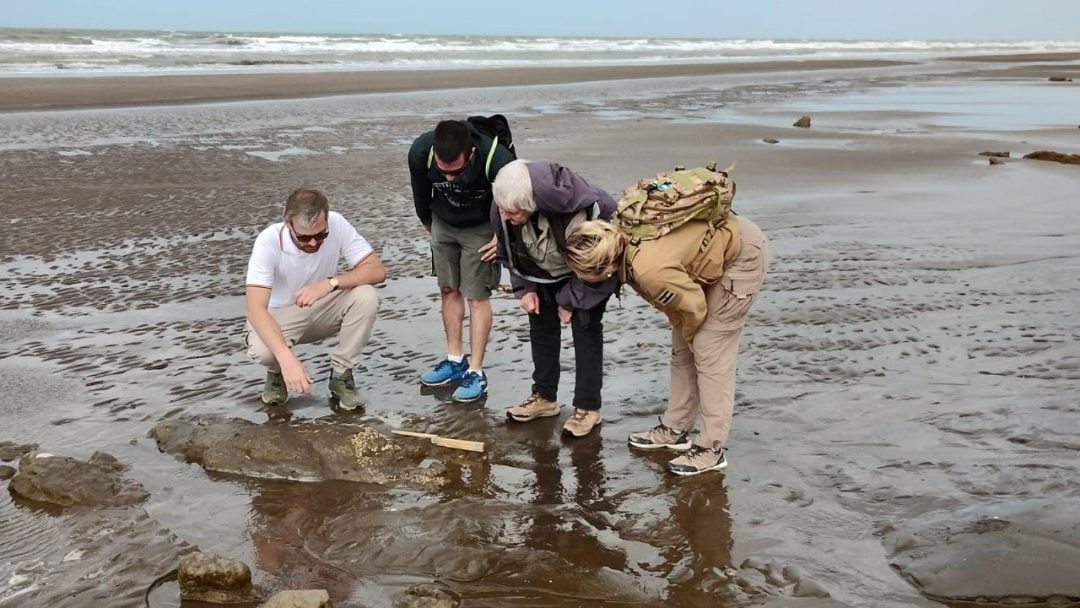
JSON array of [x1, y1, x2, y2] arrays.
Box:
[[391, 429, 485, 453]]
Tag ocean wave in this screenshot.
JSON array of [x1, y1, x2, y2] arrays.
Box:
[[2, 27, 1080, 76], [226, 59, 314, 66]]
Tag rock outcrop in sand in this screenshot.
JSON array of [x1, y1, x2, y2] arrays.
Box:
[[1023, 150, 1080, 165], [178, 551, 263, 604], [396, 583, 460, 608], [0, 441, 37, 462], [1, 449, 194, 606], [265, 589, 333, 607], [9, 451, 149, 507], [151, 416, 450, 488]]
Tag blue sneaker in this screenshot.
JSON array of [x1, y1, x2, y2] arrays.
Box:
[[420, 356, 469, 386], [452, 370, 488, 403]]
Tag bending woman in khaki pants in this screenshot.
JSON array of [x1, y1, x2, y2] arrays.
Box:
[[565, 215, 767, 475]]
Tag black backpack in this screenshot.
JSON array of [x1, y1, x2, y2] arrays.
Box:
[[428, 114, 517, 180]]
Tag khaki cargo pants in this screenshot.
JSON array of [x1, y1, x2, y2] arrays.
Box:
[[246, 285, 379, 375], [663, 216, 768, 449]]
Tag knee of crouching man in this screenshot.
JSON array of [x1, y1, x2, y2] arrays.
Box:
[[348, 284, 380, 314]]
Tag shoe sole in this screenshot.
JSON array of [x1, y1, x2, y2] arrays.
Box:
[[329, 392, 365, 411], [261, 396, 288, 406], [419, 377, 460, 387], [451, 392, 487, 404], [507, 408, 561, 422], [627, 439, 692, 451], [667, 461, 728, 476]]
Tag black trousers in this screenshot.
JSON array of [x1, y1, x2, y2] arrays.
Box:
[[529, 282, 608, 411]]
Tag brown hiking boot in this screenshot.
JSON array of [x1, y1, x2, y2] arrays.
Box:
[[506, 392, 560, 422], [261, 370, 288, 405], [329, 369, 365, 411], [562, 408, 601, 437]]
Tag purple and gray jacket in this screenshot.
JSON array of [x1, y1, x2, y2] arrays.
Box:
[[491, 160, 619, 311]]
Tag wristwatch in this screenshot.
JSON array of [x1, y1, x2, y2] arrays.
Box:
[[327, 276, 340, 291]]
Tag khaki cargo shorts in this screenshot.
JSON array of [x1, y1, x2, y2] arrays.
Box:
[[430, 215, 501, 300]]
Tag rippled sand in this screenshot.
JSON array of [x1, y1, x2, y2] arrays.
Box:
[[1, 56, 1078, 607]]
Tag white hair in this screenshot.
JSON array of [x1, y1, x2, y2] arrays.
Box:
[[491, 159, 536, 213]]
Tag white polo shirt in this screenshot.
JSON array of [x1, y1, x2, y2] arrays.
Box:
[[245, 211, 374, 309]]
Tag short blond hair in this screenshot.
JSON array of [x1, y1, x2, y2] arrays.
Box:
[[565, 220, 626, 281]]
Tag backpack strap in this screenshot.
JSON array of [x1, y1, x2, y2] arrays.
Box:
[[621, 235, 640, 284], [623, 215, 741, 286], [483, 136, 498, 181]]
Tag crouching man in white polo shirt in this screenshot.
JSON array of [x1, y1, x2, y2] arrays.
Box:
[[245, 187, 385, 410]]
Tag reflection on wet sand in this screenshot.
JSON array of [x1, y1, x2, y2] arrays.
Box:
[[235, 422, 740, 606], [250, 480, 378, 600], [522, 433, 626, 575], [664, 477, 736, 604]]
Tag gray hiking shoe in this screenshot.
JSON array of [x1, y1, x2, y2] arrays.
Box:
[[329, 369, 365, 411], [667, 445, 728, 476], [507, 392, 561, 422], [628, 417, 691, 451], [261, 370, 288, 405]]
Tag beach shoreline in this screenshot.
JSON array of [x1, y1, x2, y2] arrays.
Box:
[[2, 51, 1077, 114], [0, 58, 917, 112]]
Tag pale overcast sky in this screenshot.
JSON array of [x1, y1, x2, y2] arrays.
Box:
[[4, 0, 1079, 40]]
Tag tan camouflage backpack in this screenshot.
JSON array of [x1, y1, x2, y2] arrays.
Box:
[[615, 162, 737, 275]]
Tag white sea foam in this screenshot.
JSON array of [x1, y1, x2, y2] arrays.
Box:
[[1, 27, 1078, 76]]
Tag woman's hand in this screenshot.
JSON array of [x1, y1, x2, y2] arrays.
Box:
[[478, 235, 499, 263], [520, 292, 539, 314], [557, 306, 573, 324]]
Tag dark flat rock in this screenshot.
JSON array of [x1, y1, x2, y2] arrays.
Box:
[[151, 415, 448, 488], [9, 452, 148, 507]]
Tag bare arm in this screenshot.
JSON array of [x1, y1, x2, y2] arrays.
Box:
[[292, 251, 387, 308], [245, 285, 312, 393], [338, 251, 387, 288]]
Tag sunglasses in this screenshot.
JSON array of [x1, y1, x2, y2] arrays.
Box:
[[291, 224, 329, 244], [436, 151, 473, 177]]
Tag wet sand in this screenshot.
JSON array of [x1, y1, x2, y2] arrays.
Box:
[[0, 59, 907, 112], [1, 54, 1079, 607]]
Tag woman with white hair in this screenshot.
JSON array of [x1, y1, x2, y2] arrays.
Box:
[[484, 159, 616, 438], [564, 210, 767, 475]]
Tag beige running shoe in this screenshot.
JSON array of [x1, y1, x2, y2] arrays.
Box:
[[667, 445, 728, 476], [506, 392, 561, 422], [562, 408, 601, 437], [628, 417, 692, 451]]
